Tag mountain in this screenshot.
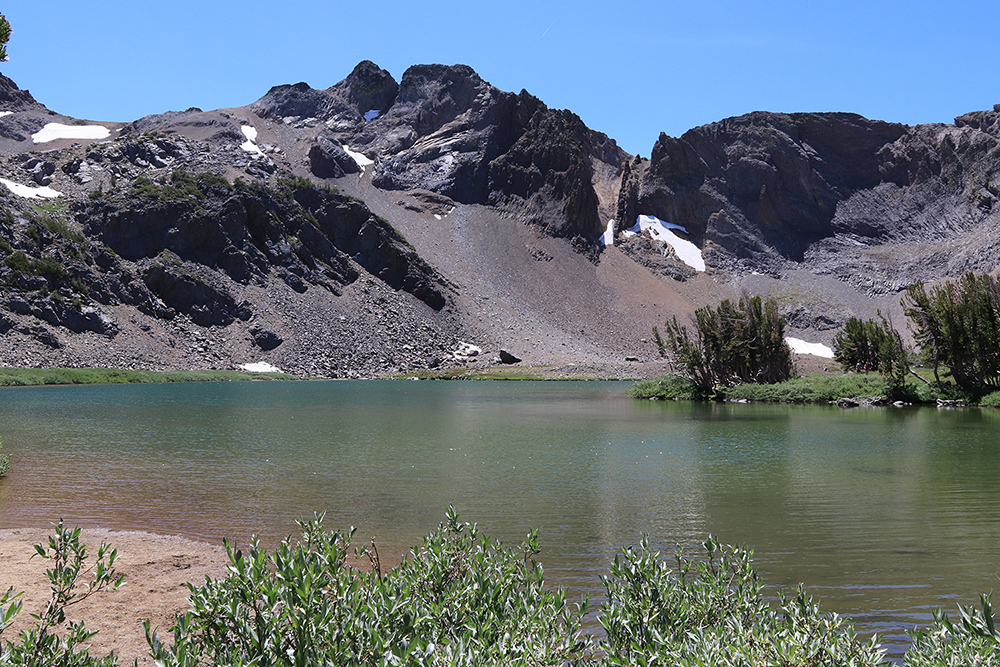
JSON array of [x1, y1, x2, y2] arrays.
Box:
[[0, 61, 996, 377]]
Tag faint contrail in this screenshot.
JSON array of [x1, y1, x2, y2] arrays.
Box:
[[542, 22, 554, 36]]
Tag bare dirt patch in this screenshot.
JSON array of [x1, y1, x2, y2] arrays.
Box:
[[0, 528, 227, 666]]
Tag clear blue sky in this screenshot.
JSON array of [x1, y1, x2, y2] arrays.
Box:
[[2, 0, 998, 156]]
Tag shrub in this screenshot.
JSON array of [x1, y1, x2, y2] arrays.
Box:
[[904, 594, 1000, 666], [0, 519, 123, 666], [721, 373, 893, 403], [979, 390, 1000, 407], [904, 273, 1000, 393], [600, 536, 887, 666], [629, 374, 700, 400], [29, 207, 84, 244], [3, 250, 31, 274], [147, 506, 588, 666], [654, 295, 793, 393], [833, 314, 909, 387]]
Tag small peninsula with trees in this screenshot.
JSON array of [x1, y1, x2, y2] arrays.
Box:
[[632, 272, 1000, 408]]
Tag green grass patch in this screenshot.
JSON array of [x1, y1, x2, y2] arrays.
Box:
[[385, 365, 630, 381], [0, 367, 297, 387], [130, 170, 231, 204], [978, 390, 1000, 407], [631, 370, 988, 405], [386, 367, 552, 381], [629, 373, 699, 399], [722, 373, 892, 403], [29, 205, 84, 244]]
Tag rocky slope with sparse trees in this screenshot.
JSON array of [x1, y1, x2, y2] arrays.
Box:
[[0, 59, 998, 377]]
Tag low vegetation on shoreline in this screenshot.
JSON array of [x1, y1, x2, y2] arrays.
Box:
[[641, 272, 1000, 407], [0, 367, 296, 387], [630, 371, 1000, 406], [1, 511, 995, 666]]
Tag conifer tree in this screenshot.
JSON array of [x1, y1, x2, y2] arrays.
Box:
[[0, 14, 10, 63]]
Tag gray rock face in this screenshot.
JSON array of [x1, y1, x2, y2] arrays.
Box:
[[624, 112, 907, 263], [252, 81, 339, 121], [262, 62, 627, 244], [83, 176, 450, 312], [329, 60, 399, 119], [498, 349, 521, 364], [0, 73, 43, 112], [348, 64, 626, 242], [620, 108, 1000, 288], [250, 326, 283, 350], [308, 132, 360, 179], [252, 61, 399, 129]]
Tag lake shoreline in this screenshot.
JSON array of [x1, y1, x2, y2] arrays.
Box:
[[0, 527, 228, 666]]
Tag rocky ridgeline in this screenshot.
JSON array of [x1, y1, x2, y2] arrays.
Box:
[[617, 107, 1000, 293], [0, 61, 999, 374], [257, 61, 628, 242]]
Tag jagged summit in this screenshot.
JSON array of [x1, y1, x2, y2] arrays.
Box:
[[331, 60, 399, 117]]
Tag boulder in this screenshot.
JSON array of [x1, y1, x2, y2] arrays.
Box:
[[498, 350, 521, 364], [308, 132, 360, 179], [250, 327, 283, 351]]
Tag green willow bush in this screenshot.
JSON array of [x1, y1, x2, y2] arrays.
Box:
[[904, 595, 1000, 666], [145, 509, 999, 667], [2, 515, 996, 665], [0, 519, 123, 666], [146, 506, 589, 666], [601, 536, 886, 666]]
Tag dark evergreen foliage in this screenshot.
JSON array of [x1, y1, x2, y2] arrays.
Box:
[[653, 295, 793, 394], [832, 313, 909, 387], [903, 273, 1000, 393]]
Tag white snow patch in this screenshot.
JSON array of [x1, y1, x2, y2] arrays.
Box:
[[0, 178, 62, 199], [343, 145, 374, 176], [363, 109, 380, 121], [453, 341, 482, 360], [240, 362, 284, 373], [785, 337, 835, 358], [0, 111, 12, 118], [599, 219, 615, 247], [240, 125, 264, 156], [32, 122, 111, 144], [625, 215, 705, 271]]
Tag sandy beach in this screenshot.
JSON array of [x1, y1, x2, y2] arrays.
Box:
[[0, 528, 229, 665]]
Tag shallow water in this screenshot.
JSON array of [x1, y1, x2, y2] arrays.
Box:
[[1, 380, 998, 658]]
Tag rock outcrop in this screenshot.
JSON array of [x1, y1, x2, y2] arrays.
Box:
[[618, 107, 1000, 290], [253, 61, 629, 244]]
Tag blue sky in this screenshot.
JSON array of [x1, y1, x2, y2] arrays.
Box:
[[2, 0, 998, 156]]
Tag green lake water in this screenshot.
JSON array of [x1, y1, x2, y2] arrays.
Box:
[[1, 380, 998, 657]]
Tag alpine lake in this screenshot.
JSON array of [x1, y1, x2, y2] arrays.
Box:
[[1, 379, 998, 659]]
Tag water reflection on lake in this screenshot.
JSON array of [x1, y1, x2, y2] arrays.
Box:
[[1, 380, 998, 657]]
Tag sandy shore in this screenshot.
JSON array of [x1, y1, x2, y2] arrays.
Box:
[[0, 528, 229, 665]]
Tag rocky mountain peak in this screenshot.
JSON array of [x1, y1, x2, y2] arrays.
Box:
[[626, 111, 909, 267], [954, 105, 1000, 137], [251, 81, 334, 121], [0, 72, 42, 112], [330, 60, 398, 117]]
